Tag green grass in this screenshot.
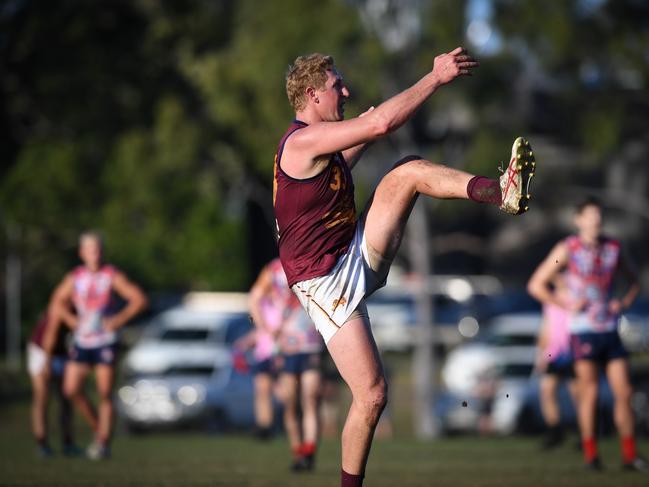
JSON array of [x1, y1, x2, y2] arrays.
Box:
[[1, 399, 649, 486]]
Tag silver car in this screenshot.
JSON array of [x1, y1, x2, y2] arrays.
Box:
[[118, 303, 255, 432]]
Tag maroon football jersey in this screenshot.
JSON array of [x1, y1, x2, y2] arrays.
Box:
[[273, 120, 357, 287]]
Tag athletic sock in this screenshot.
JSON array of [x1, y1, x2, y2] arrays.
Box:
[[467, 176, 502, 206], [621, 436, 637, 464], [341, 469, 364, 487], [583, 437, 598, 463], [301, 442, 317, 456], [292, 446, 302, 459]]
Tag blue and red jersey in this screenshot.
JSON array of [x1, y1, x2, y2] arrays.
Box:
[[564, 236, 621, 334]]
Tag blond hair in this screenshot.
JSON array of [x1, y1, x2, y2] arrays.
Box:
[[286, 53, 334, 112], [79, 230, 104, 248]]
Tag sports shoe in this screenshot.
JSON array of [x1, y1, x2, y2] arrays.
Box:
[[37, 444, 54, 459], [499, 137, 536, 215], [540, 425, 565, 450], [290, 454, 315, 473], [585, 456, 603, 471], [622, 456, 649, 473], [62, 443, 83, 457], [86, 441, 110, 460]]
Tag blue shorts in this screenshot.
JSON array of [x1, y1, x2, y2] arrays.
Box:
[[545, 353, 574, 378], [50, 355, 68, 377], [251, 358, 275, 375], [571, 331, 628, 363], [70, 343, 118, 366], [282, 353, 321, 375]]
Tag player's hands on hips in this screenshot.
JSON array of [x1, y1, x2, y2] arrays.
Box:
[[608, 298, 624, 315], [432, 47, 479, 85], [103, 317, 120, 332]]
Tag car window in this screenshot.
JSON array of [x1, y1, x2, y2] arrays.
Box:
[[159, 329, 210, 341], [499, 363, 534, 377], [486, 334, 536, 346], [164, 365, 214, 376], [225, 315, 254, 345]]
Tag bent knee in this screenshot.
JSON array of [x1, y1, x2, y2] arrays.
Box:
[[391, 155, 424, 171], [359, 378, 388, 415]]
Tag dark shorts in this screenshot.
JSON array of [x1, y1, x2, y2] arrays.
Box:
[[50, 355, 68, 377], [545, 354, 575, 378], [70, 343, 118, 366], [570, 331, 628, 363], [282, 352, 321, 375], [251, 358, 275, 375]]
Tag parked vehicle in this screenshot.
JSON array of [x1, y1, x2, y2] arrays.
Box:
[[438, 312, 541, 435], [117, 293, 258, 432], [437, 309, 649, 436]]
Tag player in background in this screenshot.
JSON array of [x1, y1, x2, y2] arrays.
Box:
[[277, 285, 324, 472], [50, 231, 147, 460], [242, 258, 294, 439], [532, 273, 578, 449], [27, 309, 79, 458], [528, 198, 647, 472]]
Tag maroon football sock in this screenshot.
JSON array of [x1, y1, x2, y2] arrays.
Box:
[[341, 469, 364, 487], [467, 176, 501, 206]]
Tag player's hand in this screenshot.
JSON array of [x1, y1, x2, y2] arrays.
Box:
[[102, 317, 120, 332], [564, 298, 587, 312], [608, 299, 624, 315], [431, 47, 479, 85]]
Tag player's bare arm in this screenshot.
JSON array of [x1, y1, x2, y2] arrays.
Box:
[[527, 242, 571, 308], [248, 266, 275, 335], [49, 274, 78, 330], [103, 272, 148, 332], [283, 47, 478, 179], [609, 251, 640, 314]]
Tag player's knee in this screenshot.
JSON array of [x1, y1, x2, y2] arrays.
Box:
[[63, 385, 79, 401], [391, 155, 424, 171], [364, 378, 388, 419], [615, 385, 633, 403]]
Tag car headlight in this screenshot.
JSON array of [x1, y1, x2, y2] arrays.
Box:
[[177, 384, 205, 406], [118, 385, 138, 406]]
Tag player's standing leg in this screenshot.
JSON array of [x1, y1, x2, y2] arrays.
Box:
[[299, 368, 322, 469], [87, 363, 115, 459], [574, 360, 600, 469], [606, 358, 649, 471], [63, 361, 98, 432], [327, 317, 387, 485]]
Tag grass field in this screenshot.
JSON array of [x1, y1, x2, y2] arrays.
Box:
[[2, 399, 649, 487]]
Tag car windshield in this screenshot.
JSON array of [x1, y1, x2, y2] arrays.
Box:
[[164, 365, 215, 376], [499, 363, 534, 377], [486, 334, 536, 346], [159, 329, 211, 341]]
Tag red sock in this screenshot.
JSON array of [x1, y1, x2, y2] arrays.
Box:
[[301, 442, 317, 456], [467, 176, 501, 206], [292, 446, 302, 459], [341, 469, 364, 487], [621, 436, 637, 464], [583, 437, 598, 463]]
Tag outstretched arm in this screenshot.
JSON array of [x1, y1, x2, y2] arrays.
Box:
[[104, 272, 148, 332], [285, 47, 478, 177]]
